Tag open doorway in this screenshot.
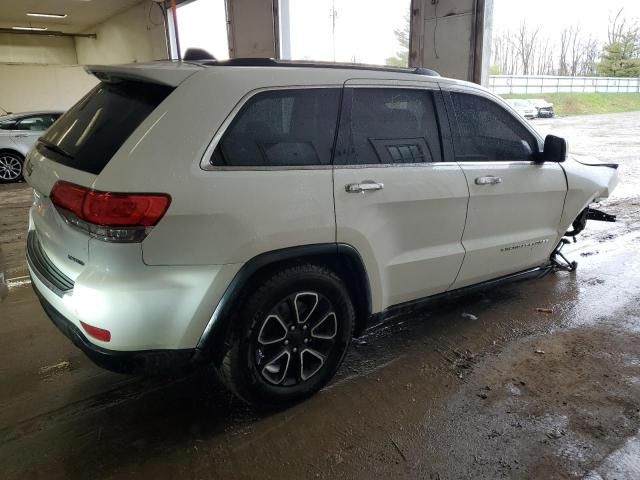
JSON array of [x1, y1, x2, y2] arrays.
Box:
[[176, 0, 229, 60], [280, 0, 410, 66]]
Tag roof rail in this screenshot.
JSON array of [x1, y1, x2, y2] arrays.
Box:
[[198, 58, 440, 77]]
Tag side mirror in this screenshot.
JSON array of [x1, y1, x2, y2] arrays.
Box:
[[543, 134, 567, 163]]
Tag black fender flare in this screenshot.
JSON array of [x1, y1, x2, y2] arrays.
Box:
[[194, 243, 372, 363]]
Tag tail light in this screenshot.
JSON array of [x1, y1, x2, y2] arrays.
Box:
[[50, 181, 170, 243]]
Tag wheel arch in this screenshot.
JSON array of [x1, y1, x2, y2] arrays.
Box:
[[0, 148, 24, 158], [196, 243, 372, 365]]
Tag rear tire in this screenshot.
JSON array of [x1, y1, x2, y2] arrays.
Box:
[[217, 264, 354, 408], [0, 152, 24, 183]]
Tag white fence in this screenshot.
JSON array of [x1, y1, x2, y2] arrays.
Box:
[[489, 75, 640, 94]]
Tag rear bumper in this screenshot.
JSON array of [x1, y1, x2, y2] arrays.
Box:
[[32, 281, 196, 374], [25, 220, 240, 351]]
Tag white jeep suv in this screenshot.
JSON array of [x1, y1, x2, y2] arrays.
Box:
[[24, 60, 618, 407]]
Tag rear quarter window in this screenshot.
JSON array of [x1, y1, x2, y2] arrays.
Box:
[[211, 88, 341, 167], [38, 81, 173, 174]]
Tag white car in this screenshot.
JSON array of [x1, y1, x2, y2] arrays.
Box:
[[527, 98, 555, 118], [24, 60, 618, 407], [504, 99, 537, 119], [0, 111, 62, 183]]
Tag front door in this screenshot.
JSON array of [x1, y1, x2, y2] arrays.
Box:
[[333, 81, 469, 313], [444, 89, 566, 289], [11, 114, 58, 152]]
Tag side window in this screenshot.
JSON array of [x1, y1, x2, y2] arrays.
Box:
[[41, 114, 60, 129], [212, 88, 341, 167], [0, 119, 16, 130], [449, 92, 537, 161], [335, 88, 442, 165], [15, 116, 47, 131]]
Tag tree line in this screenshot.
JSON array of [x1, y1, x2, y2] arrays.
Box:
[[492, 9, 640, 77]]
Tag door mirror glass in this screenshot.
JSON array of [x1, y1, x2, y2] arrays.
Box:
[[543, 135, 567, 163]]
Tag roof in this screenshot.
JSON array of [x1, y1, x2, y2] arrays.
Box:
[[198, 58, 442, 78], [0, 111, 64, 119], [84, 59, 482, 93]]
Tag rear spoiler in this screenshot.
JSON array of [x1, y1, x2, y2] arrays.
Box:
[[85, 62, 204, 87]]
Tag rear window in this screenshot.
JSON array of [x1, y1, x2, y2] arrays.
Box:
[[38, 81, 172, 175]]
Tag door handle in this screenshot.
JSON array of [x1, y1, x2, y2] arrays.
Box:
[[475, 176, 502, 185], [13, 134, 29, 138], [345, 180, 384, 193]]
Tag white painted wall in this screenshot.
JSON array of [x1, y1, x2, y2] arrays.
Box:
[[0, 33, 77, 64], [75, 1, 168, 65], [0, 64, 98, 113], [0, 1, 167, 112]]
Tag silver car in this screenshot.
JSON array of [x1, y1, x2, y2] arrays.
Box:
[[0, 111, 62, 183], [504, 99, 537, 120]]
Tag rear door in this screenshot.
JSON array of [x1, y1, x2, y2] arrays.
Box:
[[443, 88, 566, 289], [333, 80, 469, 313]]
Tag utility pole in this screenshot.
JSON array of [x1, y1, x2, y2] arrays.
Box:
[[330, 0, 338, 61], [280, 0, 291, 59]]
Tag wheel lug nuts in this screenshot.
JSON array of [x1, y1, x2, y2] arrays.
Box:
[[284, 340, 289, 345], [290, 325, 296, 331], [292, 347, 298, 353], [303, 325, 308, 330], [304, 338, 309, 344]]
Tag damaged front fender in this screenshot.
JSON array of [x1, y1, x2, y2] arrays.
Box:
[[557, 155, 619, 237]]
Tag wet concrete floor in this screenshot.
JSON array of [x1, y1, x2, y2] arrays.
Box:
[[0, 112, 639, 479]]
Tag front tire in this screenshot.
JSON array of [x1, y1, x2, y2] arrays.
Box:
[[0, 152, 24, 183], [217, 264, 355, 408]]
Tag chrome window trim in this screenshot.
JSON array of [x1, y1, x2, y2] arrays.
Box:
[[344, 78, 440, 90], [208, 164, 333, 171], [455, 160, 540, 167], [199, 84, 343, 172], [334, 161, 458, 169]]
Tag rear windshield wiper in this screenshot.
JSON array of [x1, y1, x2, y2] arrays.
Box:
[[38, 139, 74, 160]]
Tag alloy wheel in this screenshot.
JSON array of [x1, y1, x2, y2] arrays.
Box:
[[255, 291, 339, 386], [0, 154, 22, 181]]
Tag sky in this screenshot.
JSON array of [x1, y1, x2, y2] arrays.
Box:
[[177, 0, 640, 65], [493, 0, 640, 41], [177, 0, 409, 63]]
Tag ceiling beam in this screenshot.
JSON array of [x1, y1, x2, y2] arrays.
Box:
[[0, 28, 96, 39]]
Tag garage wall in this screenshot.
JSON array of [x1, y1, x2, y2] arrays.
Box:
[[0, 64, 98, 113], [0, 1, 167, 113], [0, 33, 77, 64], [75, 1, 168, 65], [410, 0, 493, 84]]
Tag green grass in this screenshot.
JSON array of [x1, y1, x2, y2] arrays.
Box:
[[501, 92, 640, 116]]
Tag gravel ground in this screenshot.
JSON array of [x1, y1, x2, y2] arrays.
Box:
[[0, 111, 639, 479]]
